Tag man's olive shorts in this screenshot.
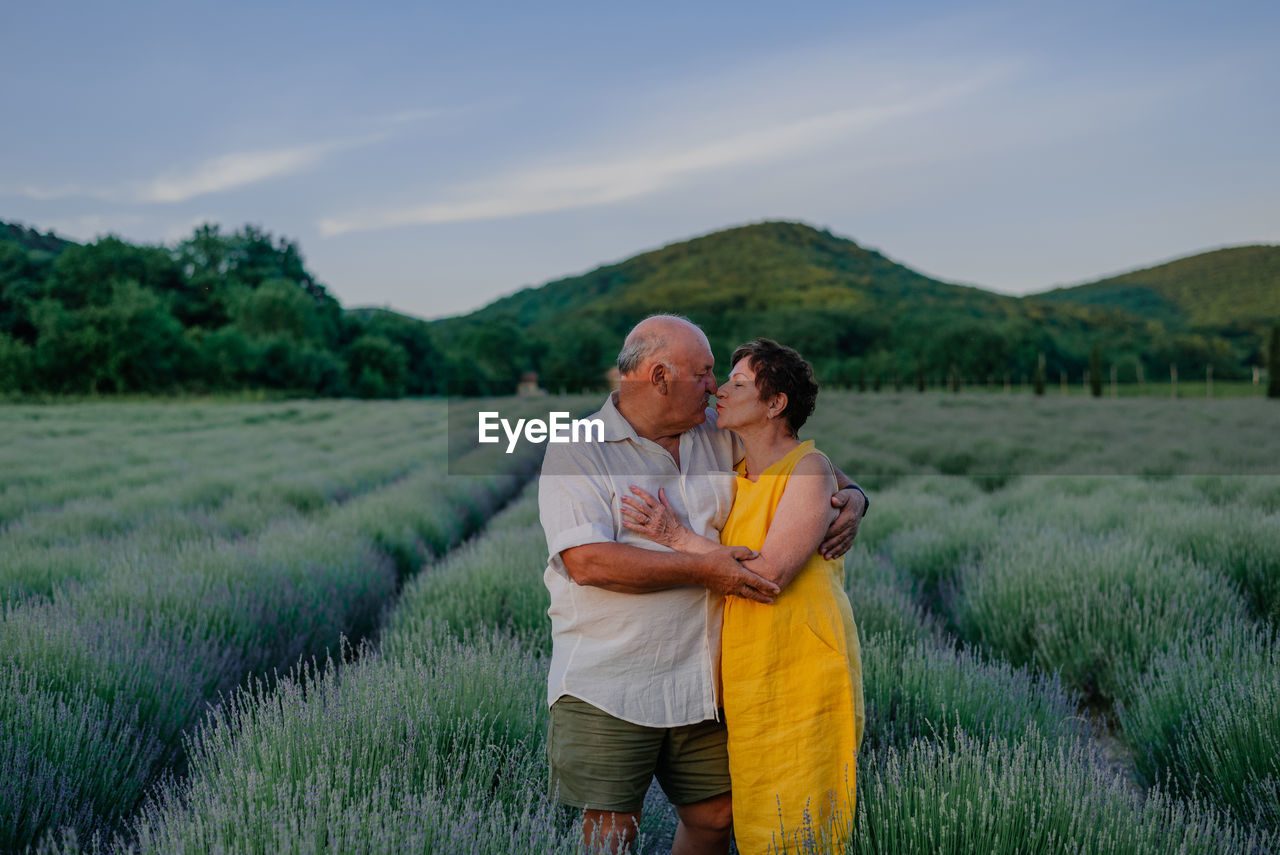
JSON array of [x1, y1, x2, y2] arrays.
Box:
[[548, 695, 731, 812]]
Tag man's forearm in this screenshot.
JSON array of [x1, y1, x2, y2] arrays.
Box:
[[561, 542, 709, 593], [829, 462, 869, 514]]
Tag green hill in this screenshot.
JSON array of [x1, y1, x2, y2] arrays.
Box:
[[436, 220, 1262, 394], [451, 221, 1015, 333], [433, 221, 1049, 392], [1036, 245, 1280, 331]]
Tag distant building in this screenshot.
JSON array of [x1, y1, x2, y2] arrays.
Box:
[[518, 371, 547, 396]]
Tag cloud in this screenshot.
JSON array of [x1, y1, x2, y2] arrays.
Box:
[[137, 143, 341, 203], [8, 104, 452, 206], [318, 70, 999, 237], [8, 143, 338, 205], [10, 123, 411, 205]]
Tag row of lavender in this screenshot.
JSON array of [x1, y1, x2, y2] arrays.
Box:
[[2, 402, 447, 600], [0, 401, 536, 851], [46, 489, 583, 853], [868, 474, 1280, 836], [59, 478, 1273, 853], [807, 394, 1280, 485]]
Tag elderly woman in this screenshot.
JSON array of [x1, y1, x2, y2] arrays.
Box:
[[621, 338, 865, 854]]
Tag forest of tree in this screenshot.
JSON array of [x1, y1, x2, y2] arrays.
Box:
[[0, 219, 1274, 398], [0, 222, 440, 397]]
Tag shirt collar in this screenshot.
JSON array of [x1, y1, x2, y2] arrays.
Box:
[[597, 391, 641, 442]]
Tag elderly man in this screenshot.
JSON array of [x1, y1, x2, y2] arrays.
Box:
[[539, 315, 867, 854]]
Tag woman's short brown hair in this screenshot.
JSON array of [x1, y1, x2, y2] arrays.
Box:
[[729, 338, 818, 436]]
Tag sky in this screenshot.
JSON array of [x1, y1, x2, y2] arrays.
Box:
[[2, 0, 1277, 319]]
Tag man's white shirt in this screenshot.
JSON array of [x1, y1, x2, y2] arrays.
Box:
[[539, 392, 741, 727]]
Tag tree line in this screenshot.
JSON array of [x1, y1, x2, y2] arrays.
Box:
[[1, 221, 1275, 399], [0, 224, 440, 397], [433, 306, 1277, 398]]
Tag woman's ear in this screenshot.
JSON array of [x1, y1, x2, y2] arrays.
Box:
[[769, 392, 788, 420]]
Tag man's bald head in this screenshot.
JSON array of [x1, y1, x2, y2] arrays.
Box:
[[616, 314, 709, 378], [614, 314, 717, 436]]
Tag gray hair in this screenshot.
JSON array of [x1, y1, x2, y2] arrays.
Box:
[[616, 313, 695, 377]]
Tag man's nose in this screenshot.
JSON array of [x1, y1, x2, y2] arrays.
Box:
[[707, 376, 718, 394]]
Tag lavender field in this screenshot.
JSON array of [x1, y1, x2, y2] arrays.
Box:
[[0, 398, 555, 852], [4, 394, 1279, 853]]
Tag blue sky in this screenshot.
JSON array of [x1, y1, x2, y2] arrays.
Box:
[[2, 0, 1277, 319]]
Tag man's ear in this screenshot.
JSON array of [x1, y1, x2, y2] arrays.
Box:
[[650, 362, 668, 395]]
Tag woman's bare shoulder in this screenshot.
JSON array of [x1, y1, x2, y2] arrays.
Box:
[[792, 449, 836, 479]]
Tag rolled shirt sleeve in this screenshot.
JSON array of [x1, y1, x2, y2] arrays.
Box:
[[540, 441, 616, 560]]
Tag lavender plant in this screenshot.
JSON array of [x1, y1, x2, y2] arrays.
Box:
[[845, 730, 1272, 855], [1118, 620, 1280, 831], [841, 544, 937, 644], [1132, 503, 1280, 623], [116, 631, 561, 854], [953, 529, 1249, 701], [383, 520, 553, 657], [881, 506, 1000, 594], [861, 633, 1085, 752]]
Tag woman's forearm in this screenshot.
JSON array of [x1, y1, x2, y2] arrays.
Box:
[[741, 554, 807, 591], [737, 452, 838, 591], [671, 528, 725, 555]]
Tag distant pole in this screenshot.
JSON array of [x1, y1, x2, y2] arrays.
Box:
[[1034, 352, 1046, 396], [1269, 325, 1280, 398], [1089, 346, 1103, 397], [1060, 370, 1067, 395], [1137, 363, 1145, 394], [1171, 364, 1178, 398], [1206, 364, 1213, 398], [1110, 364, 1118, 399]]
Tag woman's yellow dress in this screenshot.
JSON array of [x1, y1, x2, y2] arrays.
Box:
[[720, 441, 865, 854]]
